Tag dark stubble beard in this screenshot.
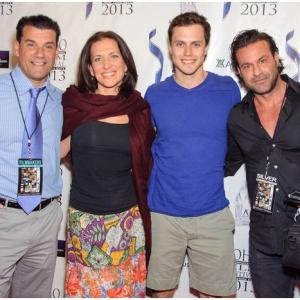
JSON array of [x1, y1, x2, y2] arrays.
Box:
[[251, 71, 279, 96]]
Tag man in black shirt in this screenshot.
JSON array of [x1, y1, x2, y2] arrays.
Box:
[[226, 29, 300, 297]]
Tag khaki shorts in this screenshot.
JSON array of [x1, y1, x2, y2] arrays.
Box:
[[147, 207, 236, 296]]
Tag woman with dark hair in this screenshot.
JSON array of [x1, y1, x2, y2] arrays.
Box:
[[61, 31, 155, 298]]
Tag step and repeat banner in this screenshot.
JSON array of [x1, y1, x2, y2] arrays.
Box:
[[1, 2, 300, 298]]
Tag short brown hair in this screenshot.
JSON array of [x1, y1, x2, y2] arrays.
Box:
[[168, 12, 211, 45]]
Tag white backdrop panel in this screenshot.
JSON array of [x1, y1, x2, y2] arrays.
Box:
[[1, 2, 300, 297]]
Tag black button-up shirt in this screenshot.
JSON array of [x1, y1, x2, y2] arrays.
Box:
[[225, 75, 300, 255]]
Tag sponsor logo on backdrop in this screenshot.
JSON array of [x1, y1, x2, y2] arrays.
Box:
[[235, 248, 253, 294], [234, 181, 250, 226], [182, 259, 189, 268], [86, 2, 93, 19], [52, 288, 61, 298], [0, 50, 9, 68], [223, 2, 231, 19], [57, 239, 66, 257], [148, 29, 164, 83], [286, 30, 300, 82], [180, 2, 231, 21], [0, 2, 13, 15], [51, 39, 67, 82], [86, 2, 134, 19], [240, 2, 278, 16], [180, 2, 198, 13], [216, 58, 231, 69], [51, 240, 65, 297]]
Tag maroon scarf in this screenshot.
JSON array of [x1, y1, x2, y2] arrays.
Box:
[[62, 85, 155, 265]]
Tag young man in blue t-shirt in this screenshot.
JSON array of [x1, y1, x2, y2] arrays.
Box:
[[145, 12, 240, 297]]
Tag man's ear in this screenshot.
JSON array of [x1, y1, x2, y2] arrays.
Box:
[[14, 40, 20, 58], [274, 52, 280, 67], [204, 43, 209, 56], [168, 42, 172, 57]]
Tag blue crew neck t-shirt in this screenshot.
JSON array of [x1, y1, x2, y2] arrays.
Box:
[[145, 72, 241, 217]]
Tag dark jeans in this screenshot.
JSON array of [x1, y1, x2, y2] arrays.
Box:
[[249, 242, 296, 298]]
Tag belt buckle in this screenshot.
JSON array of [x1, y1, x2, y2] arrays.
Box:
[[38, 198, 49, 211], [35, 199, 48, 211], [38, 197, 58, 211]]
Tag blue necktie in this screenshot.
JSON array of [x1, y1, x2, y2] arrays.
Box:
[[17, 87, 44, 214]]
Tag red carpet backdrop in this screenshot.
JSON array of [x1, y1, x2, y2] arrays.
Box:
[[1, 2, 300, 297]]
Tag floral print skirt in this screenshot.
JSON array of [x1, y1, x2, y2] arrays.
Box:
[[64, 205, 146, 298]]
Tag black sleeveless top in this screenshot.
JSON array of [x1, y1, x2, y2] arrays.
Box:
[[70, 121, 137, 215]]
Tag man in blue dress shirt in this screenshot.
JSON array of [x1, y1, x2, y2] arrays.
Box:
[[0, 15, 63, 297]]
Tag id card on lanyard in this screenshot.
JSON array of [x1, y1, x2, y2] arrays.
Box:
[[252, 89, 287, 214], [10, 73, 47, 198], [18, 159, 43, 195], [253, 169, 277, 214]]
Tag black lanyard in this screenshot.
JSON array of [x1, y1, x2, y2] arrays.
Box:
[[10, 73, 48, 145], [254, 85, 287, 177]]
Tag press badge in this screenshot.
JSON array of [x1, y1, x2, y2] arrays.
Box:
[[253, 173, 277, 214], [18, 159, 43, 195]]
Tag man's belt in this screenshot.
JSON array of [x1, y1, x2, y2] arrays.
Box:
[[0, 196, 60, 211]]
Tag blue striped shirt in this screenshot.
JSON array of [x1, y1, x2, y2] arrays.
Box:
[[0, 65, 63, 199]]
